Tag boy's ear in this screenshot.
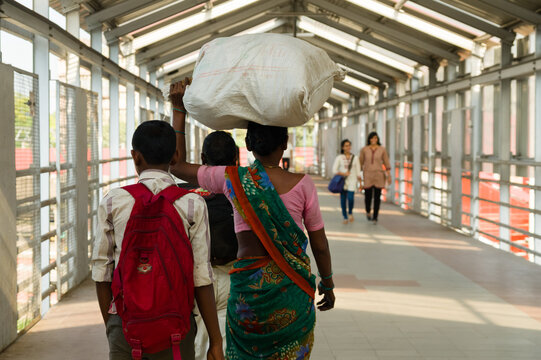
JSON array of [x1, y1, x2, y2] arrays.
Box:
[[169, 148, 180, 166], [131, 150, 142, 166]]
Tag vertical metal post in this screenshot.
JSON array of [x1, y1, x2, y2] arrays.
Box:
[[109, 41, 120, 182], [470, 45, 483, 238], [90, 27, 103, 197], [0, 64, 17, 350], [411, 77, 422, 212], [158, 77, 165, 118], [139, 65, 148, 121], [533, 26, 541, 263], [387, 82, 396, 204], [75, 88, 88, 283], [427, 67, 437, 218], [446, 64, 460, 227], [499, 43, 512, 252], [149, 71, 157, 116], [34, 0, 49, 314], [65, 7, 80, 87], [397, 81, 406, 206], [54, 82, 62, 299], [126, 83, 136, 182]]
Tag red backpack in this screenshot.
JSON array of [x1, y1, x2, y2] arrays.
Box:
[[111, 183, 194, 360]]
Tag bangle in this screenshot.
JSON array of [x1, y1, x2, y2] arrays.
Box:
[[318, 271, 333, 280], [174, 130, 185, 135], [173, 107, 186, 114], [318, 281, 334, 291]]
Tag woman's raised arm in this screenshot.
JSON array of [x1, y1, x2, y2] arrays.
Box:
[[169, 78, 201, 185]]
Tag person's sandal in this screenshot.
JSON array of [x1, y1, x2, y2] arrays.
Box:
[[366, 214, 372, 221], [349, 215, 354, 222], [342, 219, 348, 224]]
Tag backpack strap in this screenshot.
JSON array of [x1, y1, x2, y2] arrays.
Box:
[[171, 334, 182, 360], [123, 183, 153, 204], [156, 185, 190, 204], [129, 339, 142, 360]]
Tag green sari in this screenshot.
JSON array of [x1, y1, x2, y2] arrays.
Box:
[[224, 160, 316, 359]]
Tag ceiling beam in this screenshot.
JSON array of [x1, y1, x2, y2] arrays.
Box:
[[104, 0, 208, 42], [85, 0, 155, 28], [305, 36, 408, 81], [334, 81, 367, 97], [344, 69, 385, 88], [477, 0, 541, 25], [329, 54, 394, 84], [304, 13, 433, 67], [309, 0, 460, 63], [165, 64, 197, 84], [150, 16, 283, 72], [411, 0, 515, 43], [136, 0, 288, 64]]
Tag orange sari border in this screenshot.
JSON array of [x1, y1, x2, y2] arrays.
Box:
[[225, 166, 315, 299]]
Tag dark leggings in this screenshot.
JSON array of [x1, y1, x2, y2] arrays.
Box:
[[364, 186, 382, 220], [340, 190, 355, 220]]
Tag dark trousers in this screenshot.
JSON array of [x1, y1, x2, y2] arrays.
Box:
[[364, 186, 382, 220], [107, 314, 196, 360], [282, 157, 290, 171], [340, 190, 355, 220]]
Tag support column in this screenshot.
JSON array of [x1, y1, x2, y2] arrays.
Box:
[[470, 46, 483, 238], [75, 88, 88, 284], [533, 26, 541, 263], [0, 64, 17, 352], [427, 67, 437, 219], [446, 64, 461, 227], [498, 43, 513, 251], [126, 83, 136, 182], [149, 71, 157, 117], [65, 6, 80, 86], [158, 77, 165, 118], [90, 27, 103, 197], [397, 81, 406, 206], [34, 0, 49, 314], [387, 82, 397, 204], [411, 77, 422, 213], [109, 41, 120, 181], [139, 64, 148, 122]]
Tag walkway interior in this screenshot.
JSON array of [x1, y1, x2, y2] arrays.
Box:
[[2, 176, 541, 360]]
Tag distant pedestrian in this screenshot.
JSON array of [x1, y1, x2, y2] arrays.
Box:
[[359, 132, 391, 224], [332, 139, 362, 224]]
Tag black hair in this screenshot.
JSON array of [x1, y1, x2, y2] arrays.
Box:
[[202, 131, 237, 166], [132, 120, 176, 165], [367, 131, 381, 146], [245, 121, 288, 156], [340, 139, 351, 154]]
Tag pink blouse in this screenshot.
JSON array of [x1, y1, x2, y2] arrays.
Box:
[[197, 166, 324, 233]]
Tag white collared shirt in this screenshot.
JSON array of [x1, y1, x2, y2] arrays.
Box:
[[91, 169, 214, 287]]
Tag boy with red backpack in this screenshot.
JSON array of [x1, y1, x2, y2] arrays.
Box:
[[91, 120, 224, 360]]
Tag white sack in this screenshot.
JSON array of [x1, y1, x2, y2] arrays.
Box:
[[184, 33, 345, 130]]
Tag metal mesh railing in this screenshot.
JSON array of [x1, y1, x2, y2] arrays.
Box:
[[14, 69, 41, 333], [56, 83, 78, 296]]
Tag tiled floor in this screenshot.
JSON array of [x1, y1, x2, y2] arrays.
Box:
[[3, 176, 541, 359]]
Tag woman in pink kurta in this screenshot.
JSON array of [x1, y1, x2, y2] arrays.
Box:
[[359, 132, 391, 224]]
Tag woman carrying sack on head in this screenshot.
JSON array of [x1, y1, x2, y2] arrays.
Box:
[[359, 132, 391, 224], [332, 139, 362, 224], [169, 79, 335, 360]]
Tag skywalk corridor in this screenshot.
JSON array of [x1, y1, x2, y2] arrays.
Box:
[[2, 176, 541, 360]]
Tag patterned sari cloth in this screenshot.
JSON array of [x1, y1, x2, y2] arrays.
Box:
[[224, 160, 316, 360]]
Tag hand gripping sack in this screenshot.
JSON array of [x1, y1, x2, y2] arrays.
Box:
[[184, 33, 346, 129], [111, 183, 194, 360]]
